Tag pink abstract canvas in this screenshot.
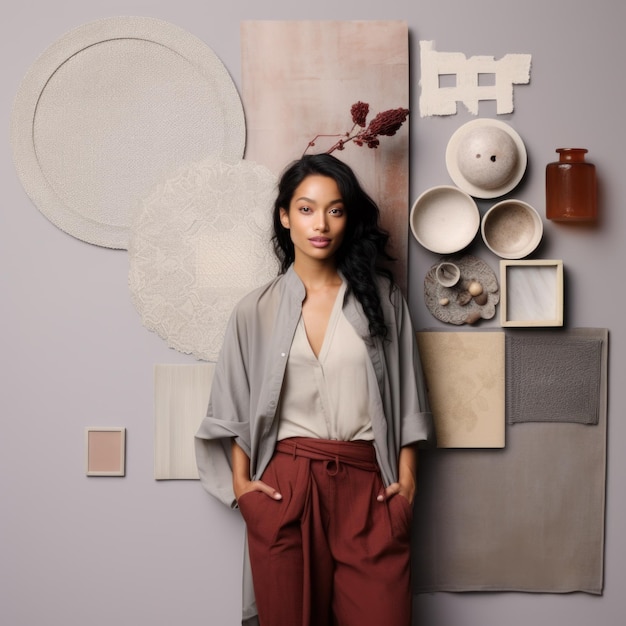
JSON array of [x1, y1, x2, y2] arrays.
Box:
[[241, 21, 410, 291]]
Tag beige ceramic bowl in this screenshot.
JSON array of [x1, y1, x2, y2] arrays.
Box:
[[481, 199, 543, 259]]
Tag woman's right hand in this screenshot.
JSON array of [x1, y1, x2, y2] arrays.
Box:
[[233, 478, 282, 502], [231, 440, 282, 502]]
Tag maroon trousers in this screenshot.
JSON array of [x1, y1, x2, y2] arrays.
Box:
[[237, 438, 413, 626]]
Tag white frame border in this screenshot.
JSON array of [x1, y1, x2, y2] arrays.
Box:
[[85, 427, 126, 477]]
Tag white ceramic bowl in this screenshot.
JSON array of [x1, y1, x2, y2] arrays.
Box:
[[481, 199, 543, 259], [410, 185, 480, 254]]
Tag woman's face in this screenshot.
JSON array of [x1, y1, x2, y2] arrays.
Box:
[[280, 175, 347, 266]]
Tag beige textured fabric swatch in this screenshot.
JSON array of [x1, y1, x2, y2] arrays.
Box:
[[416, 331, 505, 448]]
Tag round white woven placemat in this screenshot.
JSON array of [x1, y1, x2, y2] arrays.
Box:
[[11, 16, 246, 249]]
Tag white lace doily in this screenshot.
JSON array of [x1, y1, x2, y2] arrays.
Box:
[[128, 157, 279, 361]]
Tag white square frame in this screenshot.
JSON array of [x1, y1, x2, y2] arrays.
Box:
[[500, 260, 564, 327], [85, 427, 126, 476]]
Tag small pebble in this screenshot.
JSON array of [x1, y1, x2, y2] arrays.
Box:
[[465, 311, 482, 324], [473, 292, 488, 306], [468, 281, 483, 296], [439, 297, 449, 306], [457, 291, 472, 306]]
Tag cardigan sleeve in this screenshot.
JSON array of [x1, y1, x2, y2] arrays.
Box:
[[194, 304, 253, 509], [389, 284, 436, 449]]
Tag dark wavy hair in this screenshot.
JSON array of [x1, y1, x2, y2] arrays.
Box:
[[272, 153, 395, 338]]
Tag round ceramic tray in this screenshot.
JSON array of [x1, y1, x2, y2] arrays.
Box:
[[424, 255, 500, 325], [410, 185, 480, 254], [445, 119, 527, 199]]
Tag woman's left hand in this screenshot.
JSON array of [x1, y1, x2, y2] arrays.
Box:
[[377, 480, 415, 505], [377, 444, 419, 505]]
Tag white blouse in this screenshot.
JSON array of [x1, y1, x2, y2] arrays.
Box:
[[277, 282, 374, 442]]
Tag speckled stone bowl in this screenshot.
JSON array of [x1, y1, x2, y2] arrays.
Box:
[[481, 199, 543, 259]]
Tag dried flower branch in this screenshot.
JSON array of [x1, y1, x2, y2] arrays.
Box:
[[303, 102, 409, 156]]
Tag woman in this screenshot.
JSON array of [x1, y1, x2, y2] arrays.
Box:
[[195, 153, 434, 626]]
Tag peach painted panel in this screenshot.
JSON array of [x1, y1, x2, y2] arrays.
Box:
[[86, 428, 126, 476], [241, 21, 410, 291]]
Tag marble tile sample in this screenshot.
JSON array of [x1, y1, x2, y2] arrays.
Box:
[[500, 260, 563, 326]]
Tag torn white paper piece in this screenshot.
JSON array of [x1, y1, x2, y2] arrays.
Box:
[[419, 41, 531, 117]]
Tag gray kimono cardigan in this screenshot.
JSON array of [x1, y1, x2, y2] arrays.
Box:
[[195, 266, 434, 625]]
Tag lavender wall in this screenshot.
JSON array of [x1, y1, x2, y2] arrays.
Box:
[[2, 1, 624, 625]]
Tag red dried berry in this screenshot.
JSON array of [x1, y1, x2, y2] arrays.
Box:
[[366, 108, 409, 137], [350, 101, 370, 127]]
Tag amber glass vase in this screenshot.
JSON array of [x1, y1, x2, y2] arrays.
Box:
[[546, 148, 597, 221]]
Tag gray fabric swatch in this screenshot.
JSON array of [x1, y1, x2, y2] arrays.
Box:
[[506, 333, 602, 425]]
